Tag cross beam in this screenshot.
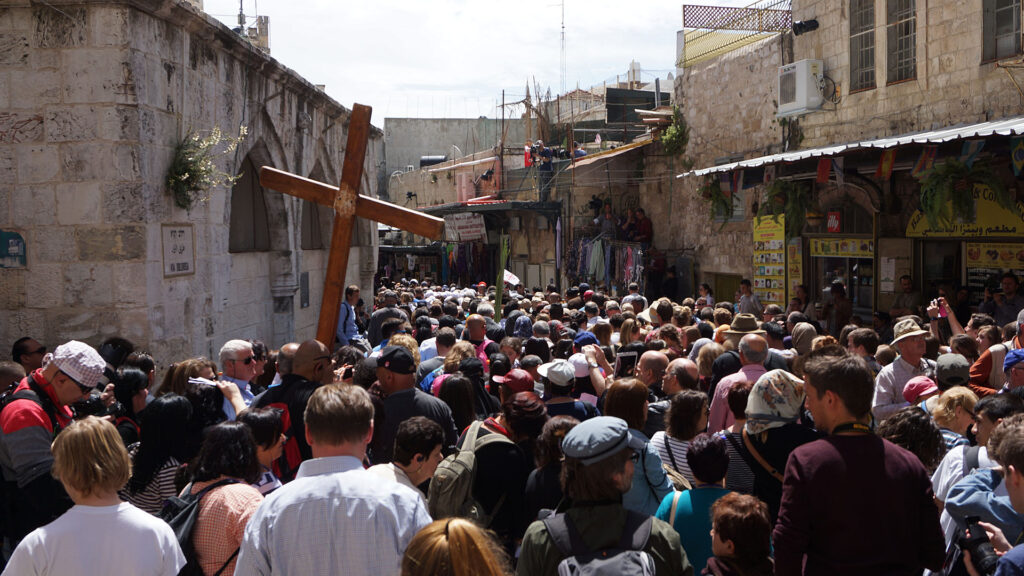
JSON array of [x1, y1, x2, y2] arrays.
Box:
[[258, 103, 445, 346]]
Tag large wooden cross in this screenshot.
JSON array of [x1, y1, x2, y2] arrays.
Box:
[[259, 104, 445, 346]]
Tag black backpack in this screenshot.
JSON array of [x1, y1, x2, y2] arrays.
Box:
[[542, 510, 656, 576], [158, 478, 240, 576]]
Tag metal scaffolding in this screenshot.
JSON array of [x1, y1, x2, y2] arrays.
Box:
[[680, 0, 792, 68]]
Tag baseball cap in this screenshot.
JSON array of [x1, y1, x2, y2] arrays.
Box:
[[538, 359, 575, 387], [493, 369, 534, 393], [902, 376, 939, 404], [574, 331, 599, 348], [1005, 349, 1024, 373], [44, 340, 106, 391], [377, 346, 416, 375], [476, 281, 487, 287], [936, 354, 970, 388], [561, 416, 644, 466], [568, 353, 591, 378]]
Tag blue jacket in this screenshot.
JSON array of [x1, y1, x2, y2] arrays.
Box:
[[946, 469, 1024, 544], [622, 429, 674, 517]]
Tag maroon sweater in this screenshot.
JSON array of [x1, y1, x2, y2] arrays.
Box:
[[772, 435, 945, 576]]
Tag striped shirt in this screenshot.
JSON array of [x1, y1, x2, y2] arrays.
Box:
[[719, 431, 756, 494], [939, 428, 970, 452], [121, 456, 181, 516], [188, 478, 263, 576], [650, 432, 694, 486]]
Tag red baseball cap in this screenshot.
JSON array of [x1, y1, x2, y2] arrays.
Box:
[[477, 281, 487, 287], [492, 368, 534, 393]]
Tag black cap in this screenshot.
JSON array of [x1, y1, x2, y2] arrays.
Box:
[[377, 346, 416, 375]]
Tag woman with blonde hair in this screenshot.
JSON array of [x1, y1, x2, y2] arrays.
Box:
[[619, 318, 640, 348], [696, 341, 725, 393], [6, 417, 186, 574], [402, 518, 510, 576], [931, 386, 979, 450], [426, 341, 476, 396]]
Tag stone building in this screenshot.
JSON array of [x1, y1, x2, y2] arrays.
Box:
[[0, 0, 380, 365], [645, 0, 1024, 326]]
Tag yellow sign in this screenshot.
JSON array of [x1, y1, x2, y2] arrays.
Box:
[[752, 216, 786, 306], [809, 238, 874, 258], [787, 238, 803, 296], [907, 186, 1024, 238], [966, 242, 1024, 271]]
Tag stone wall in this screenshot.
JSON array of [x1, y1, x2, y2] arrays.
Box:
[[794, 1, 1024, 147], [0, 0, 381, 367]]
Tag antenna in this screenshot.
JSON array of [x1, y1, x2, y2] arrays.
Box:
[[560, 0, 566, 94], [234, 0, 245, 33]]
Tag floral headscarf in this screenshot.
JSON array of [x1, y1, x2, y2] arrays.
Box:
[[745, 369, 805, 435], [514, 315, 534, 339]]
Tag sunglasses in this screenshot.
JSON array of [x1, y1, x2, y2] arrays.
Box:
[[61, 371, 92, 395], [234, 356, 255, 365], [27, 346, 46, 356], [630, 451, 640, 464]]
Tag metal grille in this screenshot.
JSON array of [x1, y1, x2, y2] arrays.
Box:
[[849, 0, 875, 91], [886, 0, 916, 83], [681, 0, 792, 68]]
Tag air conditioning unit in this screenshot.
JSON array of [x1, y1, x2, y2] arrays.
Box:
[[777, 59, 824, 118]]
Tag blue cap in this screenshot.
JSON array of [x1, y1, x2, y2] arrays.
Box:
[[561, 416, 644, 465], [1005, 349, 1024, 373], [574, 331, 599, 348]]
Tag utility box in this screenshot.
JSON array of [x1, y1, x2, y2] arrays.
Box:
[[777, 59, 824, 118]]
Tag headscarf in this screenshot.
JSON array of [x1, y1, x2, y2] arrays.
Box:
[[514, 315, 534, 339], [791, 322, 817, 356], [688, 338, 712, 362], [745, 369, 805, 435]]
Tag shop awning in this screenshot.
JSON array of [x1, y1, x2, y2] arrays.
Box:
[[678, 115, 1024, 178], [568, 138, 653, 170]]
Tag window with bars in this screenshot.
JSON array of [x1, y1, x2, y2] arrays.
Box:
[[714, 189, 747, 223], [228, 156, 271, 253], [886, 0, 916, 83], [983, 0, 1022, 62], [850, 0, 876, 91]]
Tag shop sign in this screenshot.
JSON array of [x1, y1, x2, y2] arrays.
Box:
[[809, 238, 874, 258], [444, 213, 487, 242], [966, 242, 1024, 271], [827, 211, 841, 233], [752, 216, 786, 306], [906, 186, 1024, 238]]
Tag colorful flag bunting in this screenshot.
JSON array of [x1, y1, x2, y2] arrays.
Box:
[[764, 165, 776, 183], [875, 149, 896, 180], [832, 158, 845, 187], [816, 158, 831, 183], [911, 145, 938, 178], [960, 140, 985, 168], [1012, 137, 1024, 177]]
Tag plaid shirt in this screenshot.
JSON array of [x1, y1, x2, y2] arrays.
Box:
[[188, 478, 263, 575]]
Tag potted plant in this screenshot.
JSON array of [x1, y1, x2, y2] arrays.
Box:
[[918, 159, 1012, 229]]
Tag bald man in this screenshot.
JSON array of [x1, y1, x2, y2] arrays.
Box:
[[637, 350, 670, 400], [708, 334, 768, 434], [645, 358, 700, 437], [464, 314, 500, 363], [253, 339, 330, 481]]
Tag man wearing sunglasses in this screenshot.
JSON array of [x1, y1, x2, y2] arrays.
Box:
[[10, 337, 46, 375], [0, 340, 106, 548], [218, 339, 258, 421]]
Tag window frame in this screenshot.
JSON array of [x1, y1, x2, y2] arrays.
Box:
[[849, 0, 876, 93], [886, 0, 917, 85], [228, 156, 271, 253], [982, 0, 1022, 63]]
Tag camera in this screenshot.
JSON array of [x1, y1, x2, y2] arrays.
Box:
[[959, 516, 1000, 576]]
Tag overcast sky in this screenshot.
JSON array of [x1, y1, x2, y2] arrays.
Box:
[[202, 1, 750, 123]]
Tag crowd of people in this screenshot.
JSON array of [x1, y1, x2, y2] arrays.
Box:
[[5, 273, 1024, 575]]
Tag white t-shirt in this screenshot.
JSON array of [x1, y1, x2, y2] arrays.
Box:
[[3, 502, 185, 576]]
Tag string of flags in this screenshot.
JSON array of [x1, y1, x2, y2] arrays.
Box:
[[712, 136, 1023, 193]]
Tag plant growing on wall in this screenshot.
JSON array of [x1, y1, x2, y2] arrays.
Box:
[[166, 125, 248, 210], [698, 175, 733, 222], [661, 106, 690, 157], [918, 159, 1013, 229], [758, 178, 814, 240]]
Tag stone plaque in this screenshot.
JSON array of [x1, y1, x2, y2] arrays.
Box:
[[161, 224, 195, 277]]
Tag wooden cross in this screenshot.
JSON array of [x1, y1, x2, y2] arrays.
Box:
[[259, 104, 445, 346]]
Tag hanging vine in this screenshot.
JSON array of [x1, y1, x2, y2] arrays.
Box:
[[918, 159, 1013, 229], [166, 125, 247, 210], [699, 175, 733, 224], [758, 178, 815, 240]]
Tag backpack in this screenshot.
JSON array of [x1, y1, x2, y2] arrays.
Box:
[[264, 400, 303, 482], [542, 509, 656, 576], [158, 479, 239, 576], [427, 420, 513, 524]]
